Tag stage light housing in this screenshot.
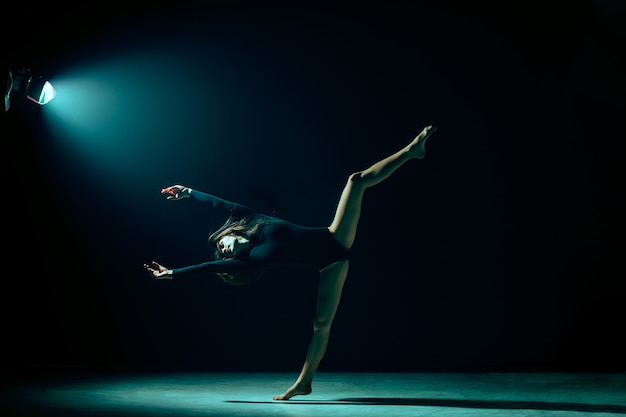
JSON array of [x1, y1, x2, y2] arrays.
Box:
[[5, 66, 56, 111]]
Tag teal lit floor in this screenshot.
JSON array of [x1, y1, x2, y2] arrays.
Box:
[[2, 372, 625, 416]]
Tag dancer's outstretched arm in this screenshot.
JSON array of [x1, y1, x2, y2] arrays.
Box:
[[161, 185, 257, 215]]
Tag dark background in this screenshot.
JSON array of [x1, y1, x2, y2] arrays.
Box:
[[3, 0, 625, 374]]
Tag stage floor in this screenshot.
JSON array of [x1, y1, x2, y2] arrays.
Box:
[[2, 371, 625, 416]]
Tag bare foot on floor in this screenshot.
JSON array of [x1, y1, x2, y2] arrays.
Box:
[[408, 125, 437, 159], [273, 382, 312, 400]]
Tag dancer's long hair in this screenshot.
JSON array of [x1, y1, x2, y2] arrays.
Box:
[[208, 214, 268, 285]]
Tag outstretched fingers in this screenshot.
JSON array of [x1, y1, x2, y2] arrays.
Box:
[[161, 187, 178, 199], [144, 261, 162, 276]]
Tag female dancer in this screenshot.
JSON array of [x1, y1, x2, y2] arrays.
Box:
[[144, 124, 437, 400]]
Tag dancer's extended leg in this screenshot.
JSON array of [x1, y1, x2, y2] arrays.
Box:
[[273, 125, 436, 400], [330, 124, 436, 248]]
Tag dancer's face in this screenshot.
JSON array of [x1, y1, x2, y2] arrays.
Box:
[[218, 235, 249, 256]]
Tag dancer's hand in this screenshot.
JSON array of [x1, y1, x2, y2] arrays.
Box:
[[161, 185, 191, 200], [144, 261, 173, 279]]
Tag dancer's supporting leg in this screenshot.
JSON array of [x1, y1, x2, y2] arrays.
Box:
[[273, 125, 436, 400]]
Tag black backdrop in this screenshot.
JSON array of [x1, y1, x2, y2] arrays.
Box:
[[3, 0, 625, 373]]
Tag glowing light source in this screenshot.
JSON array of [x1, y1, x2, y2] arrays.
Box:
[[4, 66, 56, 111], [26, 77, 56, 105]]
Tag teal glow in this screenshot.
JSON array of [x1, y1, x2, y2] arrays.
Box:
[[30, 373, 301, 415], [15, 373, 626, 416], [41, 49, 231, 193]]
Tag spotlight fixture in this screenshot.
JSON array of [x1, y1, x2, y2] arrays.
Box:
[[5, 66, 56, 111]]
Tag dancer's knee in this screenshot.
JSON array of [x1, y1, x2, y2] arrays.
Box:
[[312, 316, 333, 334], [348, 171, 366, 190], [349, 171, 362, 182], [354, 170, 381, 192]]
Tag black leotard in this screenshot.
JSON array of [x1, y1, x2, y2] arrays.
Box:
[[172, 190, 350, 276]]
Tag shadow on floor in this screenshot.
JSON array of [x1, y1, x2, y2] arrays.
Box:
[[229, 398, 626, 414]]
